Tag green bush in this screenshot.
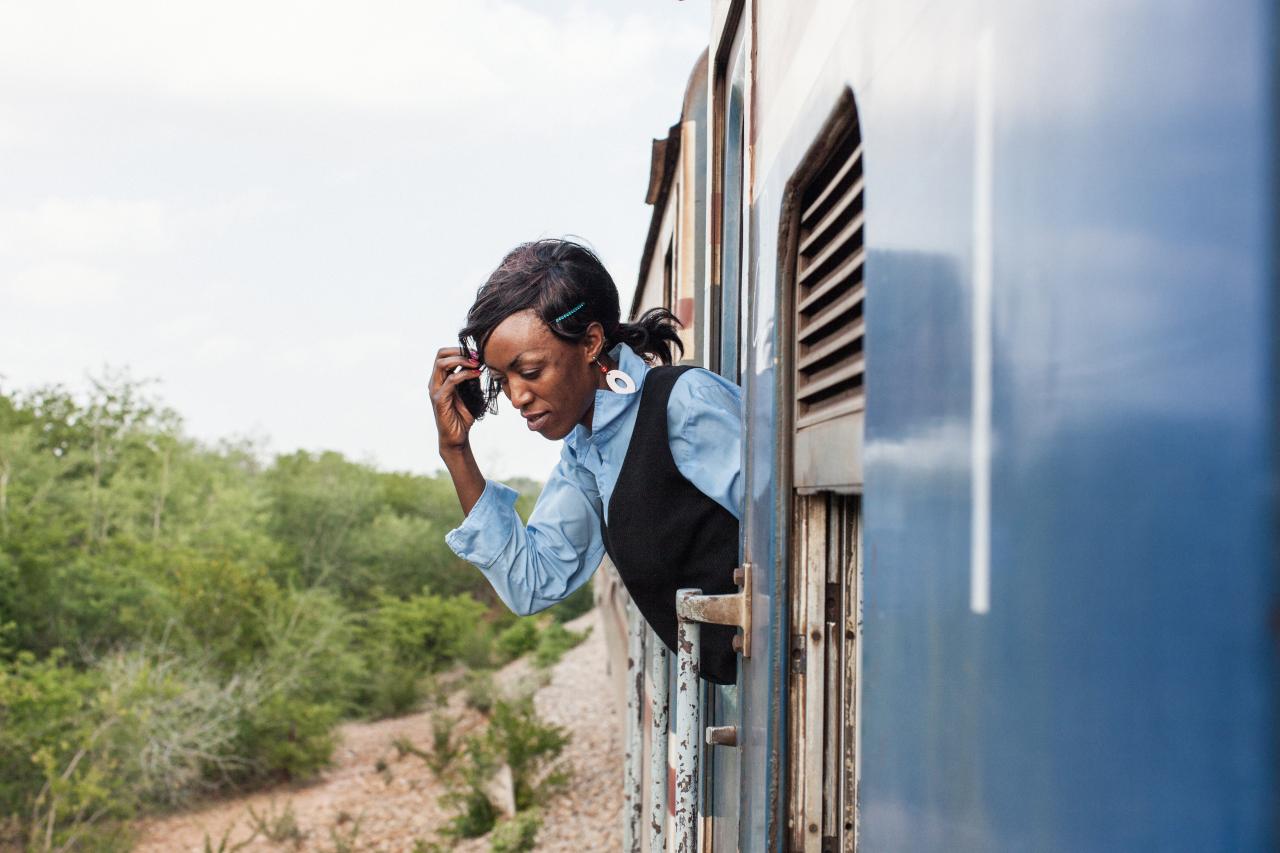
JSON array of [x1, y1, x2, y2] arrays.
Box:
[[232, 691, 337, 783], [0, 378, 553, 842], [486, 698, 570, 811], [355, 591, 489, 717], [162, 552, 280, 672], [427, 711, 461, 777], [0, 650, 138, 851], [436, 697, 568, 844], [495, 619, 540, 662], [256, 587, 364, 713], [533, 623, 590, 669], [457, 620, 496, 669], [245, 798, 303, 844], [441, 736, 499, 840], [95, 648, 247, 804], [463, 670, 497, 714], [367, 592, 489, 673], [360, 660, 427, 719], [491, 809, 541, 853]]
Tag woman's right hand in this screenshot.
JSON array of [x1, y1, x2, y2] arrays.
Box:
[[430, 346, 482, 453]]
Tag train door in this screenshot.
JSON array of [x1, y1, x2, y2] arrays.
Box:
[[789, 493, 860, 852], [704, 3, 750, 851], [783, 93, 865, 852]]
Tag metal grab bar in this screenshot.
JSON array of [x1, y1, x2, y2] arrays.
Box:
[[624, 605, 646, 853], [648, 628, 670, 852], [674, 588, 702, 853]]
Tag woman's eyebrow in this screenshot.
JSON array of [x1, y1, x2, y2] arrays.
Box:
[[503, 352, 543, 371]]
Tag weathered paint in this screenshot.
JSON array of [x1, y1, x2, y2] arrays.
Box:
[[675, 588, 703, 853], [624, 604, 646, 853], [648, 628, 671, 853]]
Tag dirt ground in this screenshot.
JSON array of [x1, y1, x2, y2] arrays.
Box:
[[131, 610, 622, 852]]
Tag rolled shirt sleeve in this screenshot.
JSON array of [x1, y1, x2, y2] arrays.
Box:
[[667, 369, 744, 521], [445, 447, 606, 616]]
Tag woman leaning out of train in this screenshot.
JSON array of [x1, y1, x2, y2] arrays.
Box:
[[428, 237, 742, 684]]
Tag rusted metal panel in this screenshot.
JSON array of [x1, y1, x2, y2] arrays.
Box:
[[648, 628, 671, 853], [675, 589, 702, 853], [625, 605, 646, 853]]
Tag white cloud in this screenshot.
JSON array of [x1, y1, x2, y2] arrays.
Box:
[[4, 260, 122, 308], [193, 335, 251, 365], [0, 198, 173, 257], [0, 1, 703, 123], [280, 332, 408, 370]]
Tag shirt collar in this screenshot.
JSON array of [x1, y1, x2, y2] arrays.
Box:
[[564, 343, 650, 454]]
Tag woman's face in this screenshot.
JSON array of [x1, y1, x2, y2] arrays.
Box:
[[483, 309, 604, 440]]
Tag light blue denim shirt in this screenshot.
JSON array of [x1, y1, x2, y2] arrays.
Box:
[[444, 343, 743, 616]]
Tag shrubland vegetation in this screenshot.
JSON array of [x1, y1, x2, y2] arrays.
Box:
[[0, 373, 592, 851]]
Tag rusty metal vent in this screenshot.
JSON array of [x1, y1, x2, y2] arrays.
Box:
[[794, 128, 864, 428]]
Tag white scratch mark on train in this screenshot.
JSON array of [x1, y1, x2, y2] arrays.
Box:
[[970, 28, 995, 616]]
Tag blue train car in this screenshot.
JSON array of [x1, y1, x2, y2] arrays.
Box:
[[612, 1, 1277, 850]]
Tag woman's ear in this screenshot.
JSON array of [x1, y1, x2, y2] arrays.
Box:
[[582, 321, 606, 363]]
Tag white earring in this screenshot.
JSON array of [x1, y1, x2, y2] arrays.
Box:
[[596, 358, 637, 394]]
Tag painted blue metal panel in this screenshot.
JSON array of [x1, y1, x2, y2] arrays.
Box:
[[852, 2, 1276, 850], [738, 1, 1276, 850]]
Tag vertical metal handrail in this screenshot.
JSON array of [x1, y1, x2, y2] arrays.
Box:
[[647, 628, 670, 852], [674, 588, 702, 853], [624, 604, 646, 853]]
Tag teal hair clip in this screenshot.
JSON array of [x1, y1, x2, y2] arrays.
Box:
[[553, 301, 585, 324]]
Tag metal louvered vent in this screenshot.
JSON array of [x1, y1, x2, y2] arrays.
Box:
[[795, 129, 864, 428]]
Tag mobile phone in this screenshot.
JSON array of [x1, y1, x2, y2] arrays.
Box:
[[457, 372, 487, 420]]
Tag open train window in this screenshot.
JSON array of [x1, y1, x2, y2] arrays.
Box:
[[782, 89, 864, 853]]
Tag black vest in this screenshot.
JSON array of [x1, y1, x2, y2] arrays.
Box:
[[601, 365, 739, 685]]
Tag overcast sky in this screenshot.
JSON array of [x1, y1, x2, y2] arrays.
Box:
[[0, 0, 709, 481]]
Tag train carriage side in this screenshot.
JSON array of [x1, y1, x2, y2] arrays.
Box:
[[618, 1, 1275, 850], [737, 0, 1278, 851]]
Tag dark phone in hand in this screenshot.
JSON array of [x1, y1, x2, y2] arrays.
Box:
[[457, 374, 487, 419]]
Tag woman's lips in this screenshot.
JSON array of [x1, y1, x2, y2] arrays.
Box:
[[525, 412, 550, 431]]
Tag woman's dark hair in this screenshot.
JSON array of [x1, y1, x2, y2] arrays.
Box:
[[458, 237, 684, 418]]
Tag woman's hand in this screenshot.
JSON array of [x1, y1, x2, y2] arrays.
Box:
[[430, 346, 482, 453]]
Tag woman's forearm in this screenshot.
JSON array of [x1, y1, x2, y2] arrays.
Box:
[[440, 443, 486, 514]]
